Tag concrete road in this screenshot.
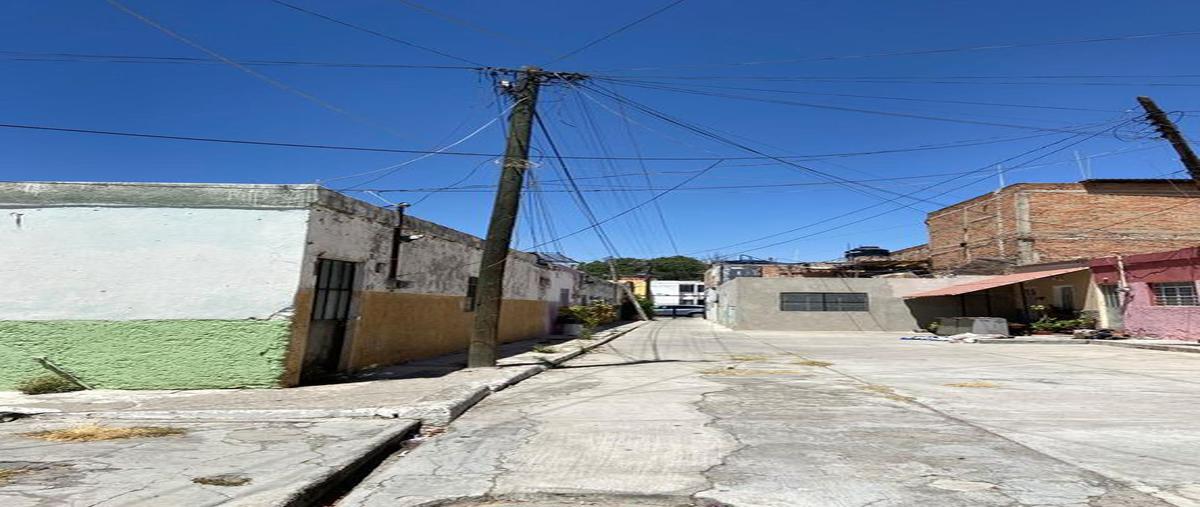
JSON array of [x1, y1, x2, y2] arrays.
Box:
[[341, 318, 1200, 507]]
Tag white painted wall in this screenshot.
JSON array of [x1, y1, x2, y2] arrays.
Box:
[[1, 207, 309, 320], [650, 280, 706, 306]]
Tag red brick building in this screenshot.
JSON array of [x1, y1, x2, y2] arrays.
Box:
[[926, 179, 1200, 272]]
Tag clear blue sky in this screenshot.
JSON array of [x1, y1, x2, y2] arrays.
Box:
[[4, 1, 1199, 262]]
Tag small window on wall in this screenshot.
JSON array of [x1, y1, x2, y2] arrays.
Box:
[[679, 284, 696, 293], [465, 276, 478, 312], [1151, 282, 1199, 306], [780, 292, 869, 312]]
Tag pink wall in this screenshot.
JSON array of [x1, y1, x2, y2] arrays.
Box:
[[1121, 282, 1200, 340], [1090, 247, 1200, 341]]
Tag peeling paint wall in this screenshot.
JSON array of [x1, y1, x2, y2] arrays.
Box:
[[287, 193, 617, 379]]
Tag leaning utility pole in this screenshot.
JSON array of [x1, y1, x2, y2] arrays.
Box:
[[468, 67, 542, 368], [1137, 96, 1200, 189]]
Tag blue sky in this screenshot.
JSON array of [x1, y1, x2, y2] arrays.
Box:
[[4, 1, 1199, 262]]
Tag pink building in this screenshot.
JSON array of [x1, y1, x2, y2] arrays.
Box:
[[1090, 247, 1200, 341]]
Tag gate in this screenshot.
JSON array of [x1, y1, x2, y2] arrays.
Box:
[[303, 259, 356, 379]]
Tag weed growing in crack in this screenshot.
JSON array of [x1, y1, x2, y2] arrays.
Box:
[[793, 359, 833, 367], [727, 354, 769, 362], [192, 474, 252, 487], [858, 384, 915, 403], [532, 345, 558, 354], [21, 424, 186, 442], [945, 380, 1000, 388]]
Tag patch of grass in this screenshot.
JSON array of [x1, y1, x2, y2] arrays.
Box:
[[945, 380, 1000, 388], [531, 344, 558, 354], [858, 384, 915, 403], [793, 359, 833, 367], [727, 354, 769, 362], [17, 375, 83, 395], [21, 424, 186, 442], [192, 474, 251, 487]]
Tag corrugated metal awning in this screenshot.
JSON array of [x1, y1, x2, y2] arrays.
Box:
[[904, 267, 1087, 299]]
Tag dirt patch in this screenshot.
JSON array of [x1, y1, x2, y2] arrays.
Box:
[[858, 384, 915, 403], [0, 467, 30, 485], [726, 354, 769, 362], [792, 359, 833, 367], [192, 474, 252, 487], [945, 380, 1000, 388], [21, 424, 186, 442]]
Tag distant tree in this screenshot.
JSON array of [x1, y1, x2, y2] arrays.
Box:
[[647, 256, 707, 280], [577, 256, 706, 281]]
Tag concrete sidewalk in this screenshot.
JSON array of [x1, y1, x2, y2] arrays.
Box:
[[0, 323, 643, 424], [0, 322, 644, 506]]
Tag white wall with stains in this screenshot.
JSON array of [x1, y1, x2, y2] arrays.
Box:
[[1, 206, 309, 320]]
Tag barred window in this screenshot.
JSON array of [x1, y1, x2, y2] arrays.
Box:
[[1151, 282, 1198, 306], [780, 292, 869, 312]]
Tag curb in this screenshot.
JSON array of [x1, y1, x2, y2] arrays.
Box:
[[1090, 340, 1200, 354], [7, 321, 647, 428], [404, 320, 646, 428], [972, 338, 1200, 354]]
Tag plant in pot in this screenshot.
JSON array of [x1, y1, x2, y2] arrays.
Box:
[[556, 307, 584, 337]]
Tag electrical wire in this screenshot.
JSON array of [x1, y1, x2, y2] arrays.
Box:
[[0, 121, 1089, 162], [268, 0, 486, 67], [546, 0, 688, 65], [594, 77, 1125, 113], [0, 50, 482, 70], [326, 100, 518, 189], [594, 30, 1200, 73], [105, 0, 413, 140], [389, 0, 551, 57]]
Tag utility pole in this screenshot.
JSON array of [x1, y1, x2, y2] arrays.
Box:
[[468, 68, 542, 368], [607, 257, 650, 321], [1137, 96, 1200, 189]]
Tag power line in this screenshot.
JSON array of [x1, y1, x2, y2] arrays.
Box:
[[546, 0, 688, 65], [327, 100, 517, 189], [389, 0, 550, 56], [0, 50, 482, 70], [697, 121, 1135, 257], [594, 77, 1125, 113], [596, 78, 1126, 134], [105, 0, 413, 140], [595, 30, 1200, 73], [0, 121, 1084, 161], [268, 0, 486, 67]]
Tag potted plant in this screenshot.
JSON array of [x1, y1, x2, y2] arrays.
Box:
[[556, 307, 584, 337]]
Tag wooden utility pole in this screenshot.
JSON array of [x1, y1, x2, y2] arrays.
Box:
[[1137, 96, 1200, 189], [468, 68, 541, 368], [607, 257, 650, 321]]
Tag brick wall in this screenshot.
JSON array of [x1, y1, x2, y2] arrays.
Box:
[[928, 181, 1200, 272]]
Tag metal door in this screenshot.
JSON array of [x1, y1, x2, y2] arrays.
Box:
[[303, 259, 356, 379]]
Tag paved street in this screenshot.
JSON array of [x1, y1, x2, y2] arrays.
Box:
[[342, 318, 1200, 507]]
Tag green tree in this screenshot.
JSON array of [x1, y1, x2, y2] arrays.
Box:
[[578, 256, 706, 280]]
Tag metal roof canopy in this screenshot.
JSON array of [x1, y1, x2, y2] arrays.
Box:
[[904, 267, 1088, 299]]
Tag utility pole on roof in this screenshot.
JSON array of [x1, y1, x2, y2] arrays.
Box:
[[468, 67, 588, 368], [1137, 96, 1200, 189]]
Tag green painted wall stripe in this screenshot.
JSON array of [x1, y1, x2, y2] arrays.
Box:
[[0, 320, 291, 390]]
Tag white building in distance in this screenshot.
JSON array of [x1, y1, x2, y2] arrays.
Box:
[[650, 280, 706, 306]]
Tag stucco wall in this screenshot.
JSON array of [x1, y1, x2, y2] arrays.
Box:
[[0, 199, 309, 389], [1121, 282, 1200, 340], [717, 277, 989, 332], [285, 195, 600, 381], [1, 206, 308, 320]]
